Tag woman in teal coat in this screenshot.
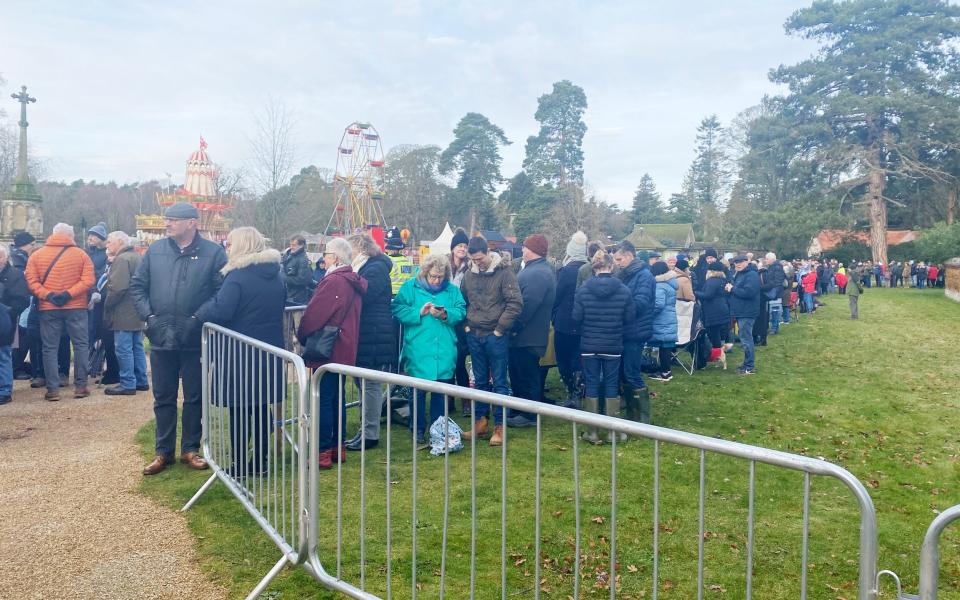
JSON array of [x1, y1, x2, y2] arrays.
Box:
[[392, 253, 467, 441]]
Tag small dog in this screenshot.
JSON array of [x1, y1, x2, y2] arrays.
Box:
[[709, 347, 728, 370]]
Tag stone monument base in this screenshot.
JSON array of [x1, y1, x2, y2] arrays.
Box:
[[945, 258, 960, 302]]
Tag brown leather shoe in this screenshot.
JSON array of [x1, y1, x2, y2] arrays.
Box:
[[44, 389, 61, 402], [143, 455, 173, 475], [179, 451, 209, 470], [489, 425, 504, 447], [73, 386, 90, 399], [461, 416, 489, 440]]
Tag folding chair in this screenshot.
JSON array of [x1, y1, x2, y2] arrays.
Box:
[[670, 300, 703, 376]]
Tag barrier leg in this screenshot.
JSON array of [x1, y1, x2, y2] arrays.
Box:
[[245, 555, 289, 600], [181, 473, 218, 512]]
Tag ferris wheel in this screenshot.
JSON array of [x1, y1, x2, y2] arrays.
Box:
[[325, 121, 387, 235]]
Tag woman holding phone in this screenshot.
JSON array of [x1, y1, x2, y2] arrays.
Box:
[[391, 253, 466, 442]]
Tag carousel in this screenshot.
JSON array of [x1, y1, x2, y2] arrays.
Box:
[[136, 138, 234, 243]]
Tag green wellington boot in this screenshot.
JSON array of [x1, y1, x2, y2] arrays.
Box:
[[621, 384, 637, 420], [581, 397, 603, 445], [604, 396, 628, 442], [634, 387, 652, 425]]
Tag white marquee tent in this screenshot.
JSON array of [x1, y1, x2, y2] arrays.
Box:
[[426, 222, 455, 255]]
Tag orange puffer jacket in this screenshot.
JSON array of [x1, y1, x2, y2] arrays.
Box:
[[25, 234, 96, 311]]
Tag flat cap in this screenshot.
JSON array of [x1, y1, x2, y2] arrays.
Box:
[[164, 202, 199, 219]]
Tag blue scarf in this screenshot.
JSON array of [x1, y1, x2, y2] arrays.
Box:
[[422, 279, 448, 294]]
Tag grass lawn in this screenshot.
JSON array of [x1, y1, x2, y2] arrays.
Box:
[[136, 288, 960, 599]]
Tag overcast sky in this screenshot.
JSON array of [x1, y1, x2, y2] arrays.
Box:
[[1, 0, 819, 209]]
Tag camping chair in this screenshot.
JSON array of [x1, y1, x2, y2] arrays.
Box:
[[670, 300, 705, 376], [788, 290, 801, 321]]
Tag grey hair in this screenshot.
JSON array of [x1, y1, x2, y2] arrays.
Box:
[[347, 232, 382, 257], [765, 252, 777, 261], [108, 231, 131, 247], [325, 237, 353, 266], [418, 253, 451, 282], [52, 223, 75, 238]]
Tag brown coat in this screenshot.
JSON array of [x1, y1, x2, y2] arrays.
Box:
[[104, 246, 145, 331], [25, 234, 95, 311], [674, 269, 696, 301]]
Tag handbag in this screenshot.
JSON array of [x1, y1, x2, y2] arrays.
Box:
[[302, 324, 341, 362]]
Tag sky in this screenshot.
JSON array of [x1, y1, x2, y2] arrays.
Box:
[[0, 0, 819, 210]]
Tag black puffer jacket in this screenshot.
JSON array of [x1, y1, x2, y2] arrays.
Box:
[[130, 235, 227, 351], [0, 264, 30, 346], [355, 253, 398, 368], [281, 247, 314, 305], [572, 273, 635, 355], [617, 259, 655, 342], [552, 260, 585, 335], [697, 272, 729, 327]]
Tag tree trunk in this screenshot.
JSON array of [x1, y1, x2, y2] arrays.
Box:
[[867, 161, 888, 265], [947, 185, 957, 226]]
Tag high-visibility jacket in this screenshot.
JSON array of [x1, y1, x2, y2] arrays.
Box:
[[388, 254, 415, 295]]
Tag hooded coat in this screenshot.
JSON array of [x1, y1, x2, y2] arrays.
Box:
[[650, 271, 679, 344], [729, 263, 761, 318], [103, 246, 145, 331], [617, 258, 655, 342], [392, 275, 466, 381], [572, 273, 634, 355], [673, 269, 695, 302], [355, 253, 399, 369], [297, 265, 367, 369], [460, 251, 522, 336]]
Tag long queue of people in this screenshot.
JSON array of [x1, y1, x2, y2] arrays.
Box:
[[4, 203, 804, 476]]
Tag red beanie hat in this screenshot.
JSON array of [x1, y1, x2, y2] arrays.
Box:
[[523, 234, 548, 258]]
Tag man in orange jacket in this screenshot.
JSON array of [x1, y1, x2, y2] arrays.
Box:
[[25, 223, 95, 401]]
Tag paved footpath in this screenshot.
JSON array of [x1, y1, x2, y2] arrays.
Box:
[[0, 378, 224, 600]]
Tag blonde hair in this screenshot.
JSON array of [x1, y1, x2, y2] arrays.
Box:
[[347, 232, 382, 257], [222, 227, 269, 274], [591, 249, 613, 272], [418, 253, 451, 282]]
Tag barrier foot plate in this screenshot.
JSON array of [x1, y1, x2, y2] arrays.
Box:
[[181, 472, 218, 512], [245, 555, 289, 600]]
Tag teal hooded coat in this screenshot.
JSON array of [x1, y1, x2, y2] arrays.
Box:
[[392, 277, 466, 381]]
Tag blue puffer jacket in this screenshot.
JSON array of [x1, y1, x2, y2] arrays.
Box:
[[572, 273, 634, 355], [650, 272, 678, 344], [729, 263, 761, 318], [617, 259, 655, 342], [697, 271, 730, 327]]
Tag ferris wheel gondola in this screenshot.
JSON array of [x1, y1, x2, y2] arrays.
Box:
[[325, 121, 387, 236]]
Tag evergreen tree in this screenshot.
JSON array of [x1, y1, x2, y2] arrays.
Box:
[[439, 112, 511, 231], [523, 80, 588, 186], [630, 173, 667, 223], [770, 0, 960, 264]]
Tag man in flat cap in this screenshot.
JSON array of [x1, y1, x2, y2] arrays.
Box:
[[130, 202, 227, 475]]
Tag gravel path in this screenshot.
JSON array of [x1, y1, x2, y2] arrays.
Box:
[[0, 378, 225, 600]]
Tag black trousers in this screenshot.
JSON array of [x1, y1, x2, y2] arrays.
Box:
[[706, 323, 726, 349], [229, 402, 270, 473], [507, 346, 542, 420], [754, 301, 770, 343], [151, 349, 203, 458]]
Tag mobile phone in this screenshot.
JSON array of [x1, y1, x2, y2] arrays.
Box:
[[433, 305, 445, 311]]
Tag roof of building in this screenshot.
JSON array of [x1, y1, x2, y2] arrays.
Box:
[[813, 229, 920, 253]]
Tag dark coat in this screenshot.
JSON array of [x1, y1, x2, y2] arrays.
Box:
[[10, 246, 28, 272], [617, 258, 655, 342], [729, 264, 761, 318], [297, 266, 367, 369], [104, 247, 145, 331], [87, 245, 108, 281], [355, 253, 398, 369], [697, 273, 730, 327], [512, 258, 556, 355], [761, 261, 786, 300], [461, 251, 522, 336], [196, 250, 287, 407], [552, 260, 585, 335], [0, 264, 30, 346], [281, 246, 314, 305], [572, 273, 634, 355], [130, 234, 227, 351]]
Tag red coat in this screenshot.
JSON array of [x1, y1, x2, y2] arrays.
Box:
[[927, 266, 938, 281], [834, 272, 848, 288], [801, 271, 817, 293], [297, 266, 367, 369]]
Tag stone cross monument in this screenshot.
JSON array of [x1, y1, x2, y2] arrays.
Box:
[[2, 85, 43, 239]]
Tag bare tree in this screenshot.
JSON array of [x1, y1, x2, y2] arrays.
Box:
[[247, 99, 298, 242]]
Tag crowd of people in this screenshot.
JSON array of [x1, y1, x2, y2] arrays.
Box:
[[4, 204, 945, 474]]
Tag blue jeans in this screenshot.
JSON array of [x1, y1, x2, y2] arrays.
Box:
[[414, 380, 451, 436], [582, 354, 620, 399], [466, 332, 509, 425], [803, 292, 815, 313], [738, 318, 756, 370], [768, 300, 782, 333], [114, 330, 148, 390], [620, 340, 647, 389], [0, 345, 12, 396]]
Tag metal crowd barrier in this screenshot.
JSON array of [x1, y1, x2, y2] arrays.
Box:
[[302, 364, 882, 600], [182, 323, 311, 600]]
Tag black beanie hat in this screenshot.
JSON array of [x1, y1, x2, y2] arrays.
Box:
[[704, 247, 718, 259], [450, 228, 469, 251], [707, 262, 725, 272]]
